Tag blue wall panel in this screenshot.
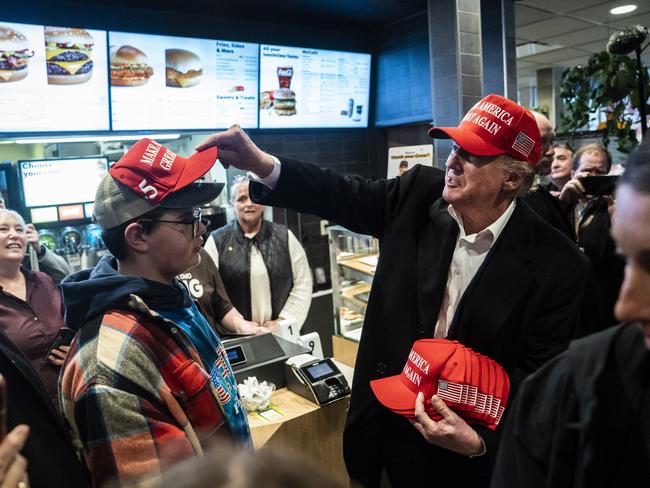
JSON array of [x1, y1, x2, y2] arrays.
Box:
[[375, 14, 432, 127]]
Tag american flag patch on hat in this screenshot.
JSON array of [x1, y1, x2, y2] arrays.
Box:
[[512, 131, 535, 157], [437, 380, 463, 403]]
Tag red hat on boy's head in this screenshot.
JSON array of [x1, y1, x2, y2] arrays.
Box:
[[94, 138, 222, 229], [109, 138, 218, 205]]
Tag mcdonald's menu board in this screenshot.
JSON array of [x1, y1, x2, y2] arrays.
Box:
[[0, 21, 110, 133], [109, 32, 258, 130], [19, 157, 108, 223], [259, 44, 371, 129]]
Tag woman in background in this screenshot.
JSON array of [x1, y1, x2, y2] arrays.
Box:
[[0, 209, 70, 406], [205, 176, 312, 333]]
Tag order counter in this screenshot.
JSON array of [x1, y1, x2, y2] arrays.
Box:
[[247, 359, 353, 484]]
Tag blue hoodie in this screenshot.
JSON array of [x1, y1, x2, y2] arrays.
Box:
[[61, 255, 191, 330], [60, 255, 251, 445]]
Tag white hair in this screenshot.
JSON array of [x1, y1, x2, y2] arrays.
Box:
[[0, 208, 26, 226], [229, 175, 249, 205], [499, 155, 535, 197]]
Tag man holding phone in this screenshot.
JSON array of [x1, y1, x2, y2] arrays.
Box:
[[559, 143, 613, 209], [559, 143, 624, 328]]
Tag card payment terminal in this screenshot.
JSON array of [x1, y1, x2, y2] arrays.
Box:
[[286, 355, 350, 406]]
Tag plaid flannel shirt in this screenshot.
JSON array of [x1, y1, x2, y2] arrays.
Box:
[[59, 294, 233, 486]]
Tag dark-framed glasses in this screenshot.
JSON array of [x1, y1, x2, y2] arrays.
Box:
[[139, 208, 203, 239]]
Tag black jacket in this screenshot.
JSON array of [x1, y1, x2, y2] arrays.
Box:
[[523, 184, 575, 241], [0, 330, 88, 488], [577, 197, 625, 329], [251, 160, 591, 486], [491, 323, 650, 488]]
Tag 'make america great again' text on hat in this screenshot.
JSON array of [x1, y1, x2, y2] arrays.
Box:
[[94, 138, 223, 229], [429, 94, 542, 165], [370, 339, 510, 430]]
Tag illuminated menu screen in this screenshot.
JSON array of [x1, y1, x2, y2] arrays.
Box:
[[20, 157, 108, 223], [109, 31, 258, 130], [0, 21, 110, 133], [259, 44, 371, 129]]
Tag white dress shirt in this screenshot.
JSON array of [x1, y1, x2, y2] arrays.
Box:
[[433, 200, 516, 337]]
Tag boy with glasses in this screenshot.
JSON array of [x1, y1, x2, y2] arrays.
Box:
[[58, 139, 250, 486]]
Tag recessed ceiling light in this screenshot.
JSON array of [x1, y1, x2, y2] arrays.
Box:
[[610, 4, 637, 15]]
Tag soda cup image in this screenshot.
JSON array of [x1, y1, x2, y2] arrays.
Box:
[[277, 66, 293, 89]]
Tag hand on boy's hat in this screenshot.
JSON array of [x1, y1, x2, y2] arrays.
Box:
[[110, 138, 218, 205], [94, 138, 223, 229], [195, 125, 276, 178], [409, 393, 485, 457]]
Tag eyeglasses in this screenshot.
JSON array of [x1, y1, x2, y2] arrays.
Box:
[[451, 143, 492, 166], [139, 208, 203, 239], [451, 143, 472, 160]]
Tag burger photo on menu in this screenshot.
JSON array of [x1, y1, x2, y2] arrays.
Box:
[[110, 45, 153, 86], [0, 25, 34, 83], [165, 48, 202, 88], [272, 88, 296, 116], [44, 27, 94, 85]]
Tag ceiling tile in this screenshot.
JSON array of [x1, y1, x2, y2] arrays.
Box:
[[515, 4, 555, 27], [518, 0, 605, 14], [568, 3, 650, 23], [531, 25, 610, 46], [521, 47, 587, 64], [553, 54, 592, 68], [516, 16, 593, 42], [576, 40, 611, 53], [608, 11, 650, 29]]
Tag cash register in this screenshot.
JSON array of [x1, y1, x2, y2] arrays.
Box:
[[222, 332, 309, 388]]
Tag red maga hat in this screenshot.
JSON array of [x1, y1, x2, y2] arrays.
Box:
[[370, 339, 458, 413], [429, 94, 541, 165], [94, 138, 222, 229], [370, 339, 511, 430], [110, 138, 218, 206]]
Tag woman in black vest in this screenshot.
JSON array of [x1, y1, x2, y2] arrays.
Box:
[[204, 176, 312, 333]]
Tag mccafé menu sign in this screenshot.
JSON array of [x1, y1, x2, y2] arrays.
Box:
[[259, 44, 371, 129]]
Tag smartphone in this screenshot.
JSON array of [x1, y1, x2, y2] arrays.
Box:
[[43, 327, 76, 362], [580, 175, 619, 195], [0, 374, 6, 441]]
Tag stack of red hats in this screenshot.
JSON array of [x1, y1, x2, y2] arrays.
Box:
[[370, 339, 510, 431]]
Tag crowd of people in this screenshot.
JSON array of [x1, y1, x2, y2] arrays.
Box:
[[0, 93, 648, 488]]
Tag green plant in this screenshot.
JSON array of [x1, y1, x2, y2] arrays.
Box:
[[530, 105, 551, 118], [559, 51, 649, 153]]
